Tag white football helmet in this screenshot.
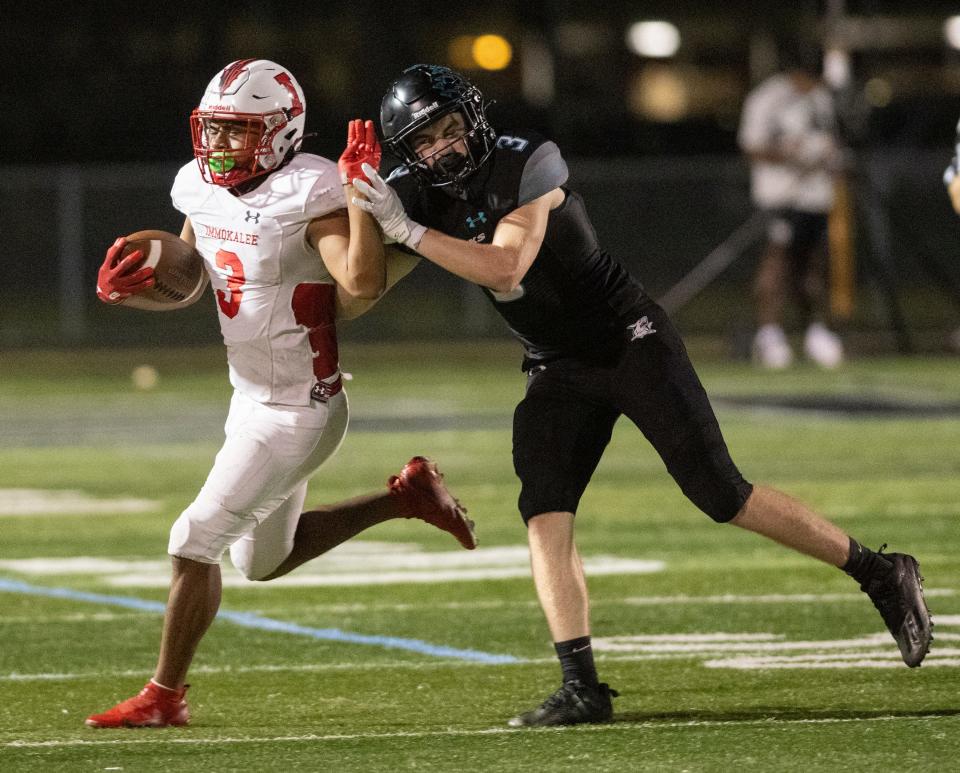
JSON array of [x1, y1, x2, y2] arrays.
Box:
[[190, 59, 306, 187]]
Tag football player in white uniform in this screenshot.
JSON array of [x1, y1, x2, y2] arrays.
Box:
[[87, 59, 476, 729]]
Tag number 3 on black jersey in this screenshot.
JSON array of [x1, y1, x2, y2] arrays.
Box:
[[496, 135, 529, 152]]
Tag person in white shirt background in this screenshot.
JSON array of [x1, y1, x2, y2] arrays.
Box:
[[738, 43, 846, 369], [941, 119, 960, 353]]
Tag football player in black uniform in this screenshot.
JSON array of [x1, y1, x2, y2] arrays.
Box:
[[349, 64, 933, 727]]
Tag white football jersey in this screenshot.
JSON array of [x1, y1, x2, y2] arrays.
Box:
[[171, 154, 346, 405], [738, 74, 837, 213]]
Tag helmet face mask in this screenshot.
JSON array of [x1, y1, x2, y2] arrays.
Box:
[[405, 109, 477, 183], [191, 59, 306, 187], [190, 115, 268, 186], [381, 65, 496, 189]]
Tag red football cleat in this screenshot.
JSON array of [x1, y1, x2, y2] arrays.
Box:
[[85, 680, 190, 728], [388, 456, 477, 550]]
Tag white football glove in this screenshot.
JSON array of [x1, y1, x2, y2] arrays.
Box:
[[352, 163, 427, 250]]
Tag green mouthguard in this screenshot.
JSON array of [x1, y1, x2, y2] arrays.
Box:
[[208, 155, 236, 174]]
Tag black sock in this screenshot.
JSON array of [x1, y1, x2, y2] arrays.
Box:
[[842, 538, 893, 586], [555, 636, 598, 686]]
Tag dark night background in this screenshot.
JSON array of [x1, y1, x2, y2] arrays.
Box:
[[3, 0, 960, 349], [7, 1, 960, 162]]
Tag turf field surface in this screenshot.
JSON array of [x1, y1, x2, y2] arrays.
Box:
[[1, 343, 958, 771]]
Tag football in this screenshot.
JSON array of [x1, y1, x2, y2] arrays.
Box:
[[120, 230, 206, 311]]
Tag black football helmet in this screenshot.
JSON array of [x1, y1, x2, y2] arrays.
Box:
[[380, 64, 497, 189]]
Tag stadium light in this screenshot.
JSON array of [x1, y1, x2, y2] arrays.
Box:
[[946, 16, 960, 49], [448, 33, 513, 71], [629, 66, 688, 121], [472, 34, 513, 70], [626, 21, 681, 58]]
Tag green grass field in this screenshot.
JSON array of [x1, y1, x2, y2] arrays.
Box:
[[1, 342, 959, 771]]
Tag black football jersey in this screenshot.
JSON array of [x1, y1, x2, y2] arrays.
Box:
[[387, 130, 647, 368]]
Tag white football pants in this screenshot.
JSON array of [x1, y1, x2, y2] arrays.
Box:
[[168, 388, 349, 578]]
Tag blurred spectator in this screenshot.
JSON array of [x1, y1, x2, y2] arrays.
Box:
[[943, 121, 960, 353], [738, 44, 845, 369]]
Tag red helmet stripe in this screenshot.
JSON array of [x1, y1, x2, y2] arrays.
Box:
[[274, 72, 304, 117], [219, 58, 257, 93]]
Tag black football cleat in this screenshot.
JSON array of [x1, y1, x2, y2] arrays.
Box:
[[860, 551, 933, 667], [507, 680, 618, 728]]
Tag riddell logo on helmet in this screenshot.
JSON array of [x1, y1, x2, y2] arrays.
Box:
[[412, 101, 440, 120]]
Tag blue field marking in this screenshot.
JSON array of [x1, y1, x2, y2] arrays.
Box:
[[0, 578, 519, 664]]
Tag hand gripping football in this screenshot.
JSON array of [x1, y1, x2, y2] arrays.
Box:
[[120, 230, 206, 311]]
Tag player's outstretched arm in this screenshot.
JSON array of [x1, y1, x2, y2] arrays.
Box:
[[353, 163, 562, 293], [309, 120, 387, 299]]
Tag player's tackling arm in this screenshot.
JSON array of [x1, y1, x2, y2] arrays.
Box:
[[353, 164, 562, 293], [415, 188, 562, 293]]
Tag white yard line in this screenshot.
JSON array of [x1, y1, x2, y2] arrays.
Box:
[[5, 578, 956, 679], [6, 590, 949, 618], [0, 490, 159, 516], [9, 635, 960, 683], [0, 660, 495, 683], [5, 713, 958, 749], [207, 588, 959, 615], [620, 589, 957, 605], [706, 657, 960, 669], [0, 550, 664, 588], [0, 612, 154, 624]]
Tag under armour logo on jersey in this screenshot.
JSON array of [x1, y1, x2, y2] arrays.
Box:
[[245, 210, 261, 224], [466, 211, 487, 230], [627, 316, 656, 341]]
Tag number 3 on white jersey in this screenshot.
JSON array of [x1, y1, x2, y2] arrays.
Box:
[[215, 249, 245, 318]]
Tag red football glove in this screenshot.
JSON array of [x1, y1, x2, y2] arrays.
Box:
[[338, 118, 382, 186], [96, 237, 155, 304]]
